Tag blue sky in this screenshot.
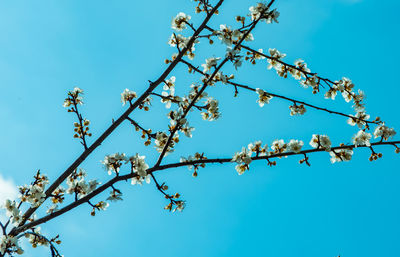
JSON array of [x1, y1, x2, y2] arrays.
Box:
[[1, 0, 400, 256]]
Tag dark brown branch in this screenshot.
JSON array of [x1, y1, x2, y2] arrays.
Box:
[[12, 139, 400, 234], [154, 0, 276, 167], [10, 0, 225, 236], [150, 173, 179, 207], [179, 59, 376, 125], [125, 117, 156, 139], [203, 25, 360, 99], [240, 45, 360, 99]]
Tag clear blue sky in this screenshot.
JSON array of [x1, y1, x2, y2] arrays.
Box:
[[0, 0, 400, 256]]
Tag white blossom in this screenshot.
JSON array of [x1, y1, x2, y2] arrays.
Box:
[[255, 88, 273, 107], [4, 199, 22, 226], [174, 201, 186, 212], [267, 48, 285, 70], [131, 175, 151, 186], [373, 124, 396, 140], [96, 201, 109, 211], [249, 4, 279, 23], [161, 89, 175, 109], [232, 147, 252, 175], [101, 153, 128, 175], [163, 76, 176, 90], [330, 149, 353, 163], [292, 59, 310, 80], [201, 57, 221, 73], [352, 89, 366, 112], [213, 72, 233, 85], [155, 132, 175, 154], [107, 191, 123, 202], [217, 24, 234, 45], [347, 111, 370, 128], [121, 88, 137, 106], [128, 154, 149, 177], [66, 169, 100, 199], [324, 88, 338, 100], [253, 48, 266, 60], [309, 134, 331, 151], [352, 130, 372, 147], [301, 76, 318, 91], [249, 3, 267, 20], [201, 97, 220, 121], [181, 123, 195, 137], [171, 12, 191, 31], [271, 139, 287, 153], [26, 185, 46, 207], [289, 104, 306, 116], [46, 204, 59, 214], [226, 47, 242, 69], [287, 139, 304, 153], [180, 155, 196, 170], [0, 235, 23, 255], [248, 141, 268, 156], [63, 87, 84, 107]]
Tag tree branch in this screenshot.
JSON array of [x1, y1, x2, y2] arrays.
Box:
[[12, 139, 400, 234], [10, 0, 225, 236], [154, 0, 276, 167], [180, 59, 377, 125]]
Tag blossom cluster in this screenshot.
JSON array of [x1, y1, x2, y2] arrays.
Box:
[[213, 71, 234, 85], [4, 200, 22, 226], [0, 235, 23, 255], [309, 134, 332, 151], [201, 97, 220, 121], [249, 3, 279, 23], [155, 131, 177, 154], [180, 152, 207, 177], [168, 33, 197, 60], [245, 48, 266, 64], [229, 132, 379, 174], [201, 57, 220, 73], [154, 78, 219, 154], [225, 47, 243, 70], [63, 87, 83, 108], [231, 147, 253, 175], [90, 201, 109, 216], [352, 130, 372, 147], [215, 24, 254, 46], [257, 47, 370, 126], [101, 153, 127, 175], [101, 153, 150, 184], [164, 198, 186, 212], [161, 76, 177, 109], [66, 168, 99, 199], [72, 119, 92, 139], [129, 154, 151, 185], [231, 139, 305, 175], [255, 88, 273, 107], [289, 104, 306, 116], [171, 12, 191, 31], [100, 152, 151, 186], [121, 88, 137, 106], [18, 172, 49, 207], [374, 123, 396, 140], [138, 96, 152, 111], [24, 227, 57, 249], [330, 149, 353, 163]]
